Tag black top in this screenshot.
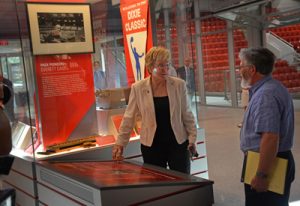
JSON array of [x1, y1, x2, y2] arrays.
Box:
[[152, 96, 177, 146]]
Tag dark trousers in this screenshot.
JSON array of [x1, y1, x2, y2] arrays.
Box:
[[141, 140, 190, 174], [244, 151, 295, 206]]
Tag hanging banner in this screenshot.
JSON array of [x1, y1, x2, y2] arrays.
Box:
[[120, 0, 153, 84], [35, 54, 98, 149]]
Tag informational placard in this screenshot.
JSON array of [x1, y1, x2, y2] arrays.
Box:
[[120, 0, 153, 84], [35, 54, 97, 149]]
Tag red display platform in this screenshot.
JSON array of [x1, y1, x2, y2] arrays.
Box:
[[44, 161, 182, 187], [36, 160, 214, 205], [40, 161, 188, 187]]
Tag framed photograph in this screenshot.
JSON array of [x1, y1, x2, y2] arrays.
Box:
[[26, 3, 94, 55]]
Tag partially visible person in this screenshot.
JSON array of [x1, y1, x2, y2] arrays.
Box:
[[93, 61, 107, 90], [237, 86, 250, 128], [1, 77, 15, 123], [14, 91, 29, 124], [112, 46, 197, 174], [239, 48, 295, 206], [177, 58, 195, 105], [168, 64, 177, 77], [43, 24, 64, 43], [240, 87, 249, 110], [177, 57, 195, 94], [0, 82, 12, 156]]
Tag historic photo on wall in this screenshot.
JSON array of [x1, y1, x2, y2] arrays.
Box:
[[27, 3, 94, 55], [38, 13, 85, 44]]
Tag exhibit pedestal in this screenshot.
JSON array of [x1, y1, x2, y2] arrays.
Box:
[[2, 127, 209, 206], [1, 154, 38, 206], [36, 160, 214, 206]]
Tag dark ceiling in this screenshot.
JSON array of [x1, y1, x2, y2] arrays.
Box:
[[0, 0, 20, 39], [1, 0, 300, 40], [0, 0, 121, 39]]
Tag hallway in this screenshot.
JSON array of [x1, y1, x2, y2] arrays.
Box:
[[199, 102, 300, 206]]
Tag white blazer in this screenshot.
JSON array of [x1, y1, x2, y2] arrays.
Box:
[[116, 76, 197, 147]]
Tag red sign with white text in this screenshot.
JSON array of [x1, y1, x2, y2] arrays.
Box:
[[120, 0, 152, 85], [35, 54, 95, 148]]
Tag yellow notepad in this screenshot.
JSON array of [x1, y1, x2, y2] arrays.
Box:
[[243, 151, 288, 195]]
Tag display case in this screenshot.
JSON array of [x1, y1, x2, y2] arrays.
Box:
[[35, 160, 214, 206], [1, 0, 208, 162]]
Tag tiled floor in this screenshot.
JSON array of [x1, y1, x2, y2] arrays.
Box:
[[198, 102, 300, 206]]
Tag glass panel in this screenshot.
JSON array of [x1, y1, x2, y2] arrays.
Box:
[[5, 0, 298, 159], [1, 51, 35, 154], [91, 1, 127, 90], [233, 27, 249, 108], [1, 57, 9, 78], [155, 2, 199, 124], [200, 16, 231, 106], [214, 0, 300, 106], [0, 0, 37, 157], [268, 24, 300, 95]]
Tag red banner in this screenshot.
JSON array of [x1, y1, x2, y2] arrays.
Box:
[[120, 0, 152, 85], [35, 54, 96, 148]]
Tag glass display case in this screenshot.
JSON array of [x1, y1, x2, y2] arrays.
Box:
[[0, 1, 134, 160], [0, 0, 210, 161]]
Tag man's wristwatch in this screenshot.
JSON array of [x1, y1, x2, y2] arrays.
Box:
[[256, 171, 268, 179]]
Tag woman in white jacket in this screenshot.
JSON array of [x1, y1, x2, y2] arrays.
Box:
[[112, 47, 197, 174]]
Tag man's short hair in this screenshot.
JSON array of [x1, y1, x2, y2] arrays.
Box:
[[239, 47, 276, 75]]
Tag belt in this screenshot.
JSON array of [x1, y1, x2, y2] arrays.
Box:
[[277, 150, 292, 159], [244, 150, 292, 158]]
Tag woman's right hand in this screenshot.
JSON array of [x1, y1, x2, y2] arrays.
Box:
[[188, 143, 198, 158], [112, 144, 124, 161]]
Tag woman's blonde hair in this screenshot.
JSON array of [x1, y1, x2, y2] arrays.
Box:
[[145, 46, 170, 73]]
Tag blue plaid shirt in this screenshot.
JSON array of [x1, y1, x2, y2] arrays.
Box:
[[240, 75, 294, 152]]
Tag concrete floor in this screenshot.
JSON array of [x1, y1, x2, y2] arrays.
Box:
[[198, 102, 300, 206]]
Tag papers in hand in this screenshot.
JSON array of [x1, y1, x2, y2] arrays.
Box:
[[241, 151, 288, 195]]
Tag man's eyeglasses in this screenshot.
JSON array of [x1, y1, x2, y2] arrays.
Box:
[[156, 63, 171, 69], [239, 64, 253, 70]]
